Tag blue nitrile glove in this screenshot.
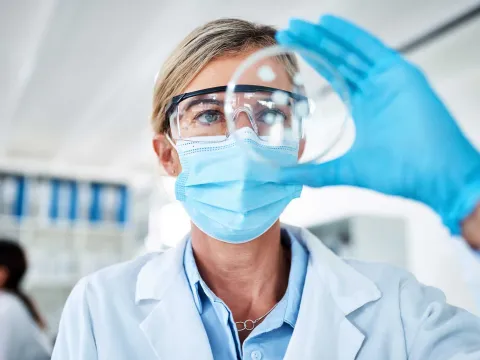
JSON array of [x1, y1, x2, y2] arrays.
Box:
[[275, 15, 480, 235]]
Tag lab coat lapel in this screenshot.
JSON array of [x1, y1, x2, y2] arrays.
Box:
[[283, 225, 382, 360], [136, 238, 213, 360], [284, 264, 367, 359]]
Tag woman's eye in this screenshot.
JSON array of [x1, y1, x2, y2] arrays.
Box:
[[196, 110, 224, 125], [258, 109, 287, 125]]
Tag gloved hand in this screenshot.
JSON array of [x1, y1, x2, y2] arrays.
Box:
[[275, 15, 480, 235]]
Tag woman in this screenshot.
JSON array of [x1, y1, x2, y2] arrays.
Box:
[[0, 239, 51, 360], [52, 17, 480, 360]]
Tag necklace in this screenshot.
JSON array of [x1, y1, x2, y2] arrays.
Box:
[[235, 242, 290, 332], [235, 302, 280, 332]]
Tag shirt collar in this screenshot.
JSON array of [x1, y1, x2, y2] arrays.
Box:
[[183, 237, 204, 313], [183, 228, 309, 328], [283, 228, 308, 327]]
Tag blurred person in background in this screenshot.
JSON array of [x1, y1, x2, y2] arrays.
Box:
[[52, 15, 480, 360], [0, 239, 51, 360]]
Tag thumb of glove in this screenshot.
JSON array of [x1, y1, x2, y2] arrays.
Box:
[[276, 154, 360, 188]]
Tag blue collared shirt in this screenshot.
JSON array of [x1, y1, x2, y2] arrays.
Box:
[[183, 229, 309, 360]]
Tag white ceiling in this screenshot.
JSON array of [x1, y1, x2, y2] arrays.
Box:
[[1, 0, 479, 185]]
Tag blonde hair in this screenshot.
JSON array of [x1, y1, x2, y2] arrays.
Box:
[[151, 18, 296, 134]]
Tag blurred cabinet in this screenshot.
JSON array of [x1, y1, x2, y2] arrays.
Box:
[[0, 171, 136, 338], [0, 172, 130, 225], [0, 214, 136, 338]]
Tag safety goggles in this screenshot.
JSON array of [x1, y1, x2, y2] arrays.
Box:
[[166, 85, 309, 142]]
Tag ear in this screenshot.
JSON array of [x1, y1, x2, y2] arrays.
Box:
[[298, 137, 306, 160], [0, 266, 9, 288], [152, 134, 182, 176]]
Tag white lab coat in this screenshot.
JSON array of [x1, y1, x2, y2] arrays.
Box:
[[0, 290, 51, 360], [52, 225, 480, 359]]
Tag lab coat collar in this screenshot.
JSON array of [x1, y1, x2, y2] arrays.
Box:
[[136, 235, 214, 360], [135, 235, 186, 303], [135, 225, 382, 360], [283, 225, 381, 315], [282, 225, 381, 359]]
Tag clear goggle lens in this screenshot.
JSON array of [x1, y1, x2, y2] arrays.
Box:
[[168, 85, 307, 142]]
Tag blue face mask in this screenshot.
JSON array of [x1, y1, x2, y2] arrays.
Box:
[[173, 128, 303, 243]]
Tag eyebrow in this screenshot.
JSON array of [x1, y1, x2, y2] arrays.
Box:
[[183, 98, 224, 112]]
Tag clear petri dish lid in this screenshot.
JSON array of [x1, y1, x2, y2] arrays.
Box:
[[225, 44, 352, 167]]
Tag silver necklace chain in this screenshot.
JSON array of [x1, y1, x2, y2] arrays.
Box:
[[235, 302, 280, 332]]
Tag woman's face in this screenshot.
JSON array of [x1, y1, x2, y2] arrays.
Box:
[[153, 50, 303, 175]]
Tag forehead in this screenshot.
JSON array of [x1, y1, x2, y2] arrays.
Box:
[[183, 50, 293, 94]]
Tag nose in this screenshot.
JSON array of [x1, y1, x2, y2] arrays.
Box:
[[233, 108, 258, 133]]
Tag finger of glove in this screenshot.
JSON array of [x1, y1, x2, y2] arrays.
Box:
[[276, 30, 359, 99], [319, 14, 395, 63], [287, 19, 371, 77], [276, 155, 359, 188]]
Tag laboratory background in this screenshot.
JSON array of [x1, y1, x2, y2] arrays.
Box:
[[1, 0, 480, 343]]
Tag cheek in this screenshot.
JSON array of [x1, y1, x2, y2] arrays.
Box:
[[298, 138, 306, 160]]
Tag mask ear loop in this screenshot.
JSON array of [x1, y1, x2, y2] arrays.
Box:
[[166, 133, 177, 150]]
